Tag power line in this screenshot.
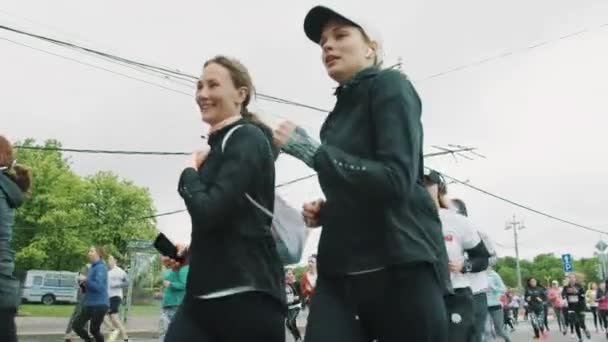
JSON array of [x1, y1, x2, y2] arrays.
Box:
[[14, 145, 190, 156], [13, 209, 187, 231], [0, 24, 330, 113], [435, 169, 608, 235], [414, 22, 608, 84], [276, 173, 317, 189], [0, 36, 194, 98]]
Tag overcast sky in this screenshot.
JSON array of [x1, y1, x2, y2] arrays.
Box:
[[2, 0, 608, 263]]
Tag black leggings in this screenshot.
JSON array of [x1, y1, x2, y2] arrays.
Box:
[[529, 308, 545, 338], [304, 263, 448, 342], [503, 308, 515, 330], [591, 306, 599, 329], [0, 307, 17, 342], [286, 307, 302, 341], [511, 308, 519, 323], [72, 305, 108, 342], [567, 310, 587, 339], [600, 309, 608, 330], [165, 292, 285, 342], [472, 293, 488, 342], [444, 288, 475, 342]]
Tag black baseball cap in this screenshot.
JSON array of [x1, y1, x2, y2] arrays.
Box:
[[304, 6, 357, 44], [303, 6, 385, 63]]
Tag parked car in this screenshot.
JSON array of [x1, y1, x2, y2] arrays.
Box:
[[21, 270, 79, 305]]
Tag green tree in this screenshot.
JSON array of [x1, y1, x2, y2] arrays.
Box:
[[495, 266, 517, 289], [494, 254, 601, 289], [574, 257, 600, 285], [13, 139, 157, 273]]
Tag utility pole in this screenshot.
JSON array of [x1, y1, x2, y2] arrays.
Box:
[[596, 239, 608, 280], [505, 215, 525, 289]]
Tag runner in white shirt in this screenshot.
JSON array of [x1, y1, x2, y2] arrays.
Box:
[[424, 170, 491, 342], [105, 255, 129, 342], [451, 197, 495, 342]]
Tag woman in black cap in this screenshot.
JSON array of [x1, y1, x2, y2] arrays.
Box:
[[273, 6, 449, 341]]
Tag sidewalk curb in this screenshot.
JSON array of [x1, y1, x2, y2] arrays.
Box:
[[18, 330, 157, 338], [18, 326, 307, 338]]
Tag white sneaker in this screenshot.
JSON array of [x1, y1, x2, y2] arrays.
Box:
[[107, 330, 120, 342]]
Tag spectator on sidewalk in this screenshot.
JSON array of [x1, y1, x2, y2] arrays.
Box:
[[104, 255, 129, 342], [72, 246, 109, 342], [285, 268, 303, 341], [300, 254, 317, 310], [0, 135, 32, 342], [64, 264, 91, 341], [158, 261, 189, 342]]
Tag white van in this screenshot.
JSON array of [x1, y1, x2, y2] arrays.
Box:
[[21, 270, 79, 305]]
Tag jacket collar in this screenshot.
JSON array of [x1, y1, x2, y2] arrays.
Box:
[[0, 172, 24, 209], [334, 66, 380, 96], [207, 117, 248, 146]]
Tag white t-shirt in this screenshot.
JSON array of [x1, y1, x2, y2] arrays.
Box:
[[107, 266, 128, 299], [439, 209, 480, 290]]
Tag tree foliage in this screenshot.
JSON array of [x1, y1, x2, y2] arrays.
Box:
[[12, 139, 157, 274], [495, 253, 601, 289]]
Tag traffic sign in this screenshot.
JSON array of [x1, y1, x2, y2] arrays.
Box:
[[562, 253, 574, 273]]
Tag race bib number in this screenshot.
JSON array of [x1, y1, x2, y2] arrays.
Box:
[[568, 295, 579, 303]]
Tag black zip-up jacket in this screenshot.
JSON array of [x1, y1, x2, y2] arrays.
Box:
[[178, 119, 285, 306], [524, 286, 547, 312], [0, 172, 24, 309], [563, 284, 586, 312], [310, 67, 450, 290]]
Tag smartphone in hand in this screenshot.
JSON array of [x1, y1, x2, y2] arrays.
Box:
[[153, 233, 185, 262]]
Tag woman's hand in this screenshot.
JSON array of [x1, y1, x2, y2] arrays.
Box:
[[161, 244, 189, 270], [448, 260, 464, 273], [187, 147, 210, 170], [273, 121, 297, 148]]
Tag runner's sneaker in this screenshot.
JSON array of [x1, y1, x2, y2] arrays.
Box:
[[107, 330, 120, 342], [584, 329, 591, 339]]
